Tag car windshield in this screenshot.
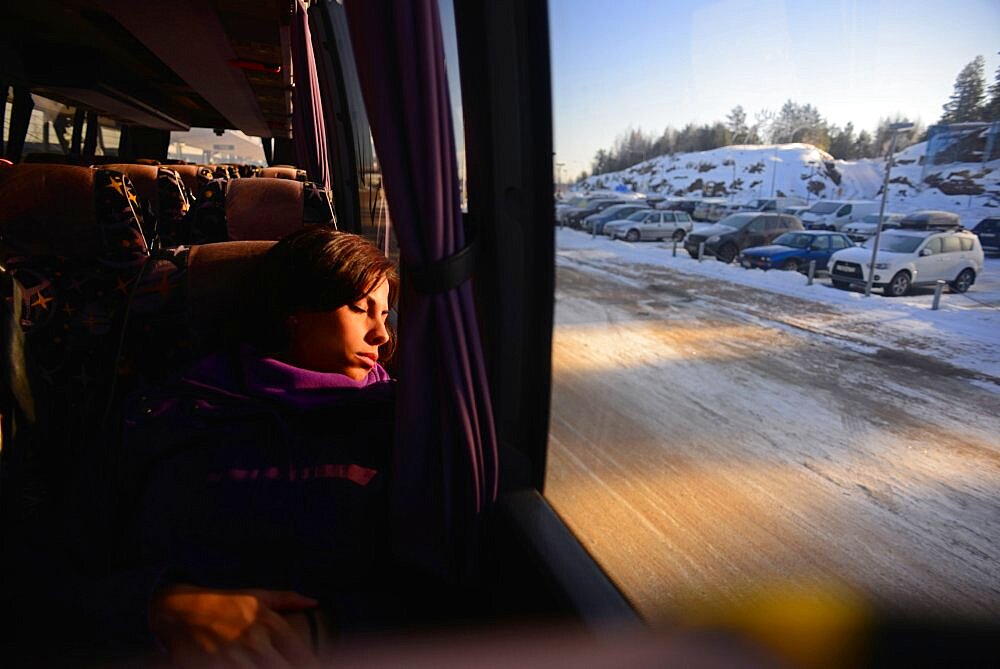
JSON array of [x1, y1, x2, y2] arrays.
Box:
[[746, 199, 768, 209], [773, 232, 813, 248], [626, 210, 650, 221], [862, 234, 924, 253], [807, 202, 840, 214], [717, 213, 755, 228]]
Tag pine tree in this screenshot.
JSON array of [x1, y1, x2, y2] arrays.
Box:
[[828, 122, 856, 159], [984, 54, 1000, 121], [726, 105, 748, 142], [854, 130, 874, 159], [940, 56, 986, 123]]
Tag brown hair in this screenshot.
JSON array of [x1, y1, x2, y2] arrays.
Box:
[[256, 227, 398, 356]]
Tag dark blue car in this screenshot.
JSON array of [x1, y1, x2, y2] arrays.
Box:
[[739, 231, 854, 272]]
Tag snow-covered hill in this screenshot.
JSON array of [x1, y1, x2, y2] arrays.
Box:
[[576, 142, 1000, 226]]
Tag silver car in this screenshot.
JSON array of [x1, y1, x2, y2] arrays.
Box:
[[606, 210, 693, 242]]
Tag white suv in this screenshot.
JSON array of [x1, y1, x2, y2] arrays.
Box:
[[828, 227, 984, 297]]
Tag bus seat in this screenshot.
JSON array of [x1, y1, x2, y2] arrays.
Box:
[[260, 166, 308, 182], [102, 164, 191, 248], [0, 163, 149, 525], [184, 178, 335, 244], [162, 164, 216, 200], [0, 164, 148, 259]]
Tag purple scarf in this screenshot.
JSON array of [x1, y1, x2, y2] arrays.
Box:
[[179, 345, 393, 411]]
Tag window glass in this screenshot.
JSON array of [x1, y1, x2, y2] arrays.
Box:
[[811, 235, 830, 249], [548, 1, 998, 627], [960, 237, 974, 251], [168, 129, 265, 164], [923, 237, 943, 254], [941, 236, 961, 253], [748, 218, 765, 232], [2, 93, 120, 159]]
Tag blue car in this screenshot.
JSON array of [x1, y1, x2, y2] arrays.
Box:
[[739, 231, 854, 272]]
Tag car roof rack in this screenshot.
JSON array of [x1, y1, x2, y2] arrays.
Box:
[[896, 210, 963, 231]]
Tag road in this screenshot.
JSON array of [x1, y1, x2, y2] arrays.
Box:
[[545, 253, 1000, 625]]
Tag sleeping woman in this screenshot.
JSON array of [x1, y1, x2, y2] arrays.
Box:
[[120, 227, 399, 664]]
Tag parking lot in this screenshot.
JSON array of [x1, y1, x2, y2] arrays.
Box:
[[546, 228, 1000, 623]]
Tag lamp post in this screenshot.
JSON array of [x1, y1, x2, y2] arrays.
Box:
[[865, 121, 914, 297]]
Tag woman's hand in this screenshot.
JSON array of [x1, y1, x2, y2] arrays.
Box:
[[150, 584, 321, 668]]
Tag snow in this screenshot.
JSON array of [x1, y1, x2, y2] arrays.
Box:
[[575, 142, 1000, 229], [556, 227, 1000, 383]]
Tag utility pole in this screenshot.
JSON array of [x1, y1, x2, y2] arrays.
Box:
[[865, 122, 914, 297]]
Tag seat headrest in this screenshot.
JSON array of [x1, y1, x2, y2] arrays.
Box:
[[225, 179, 306, 241], [260, 166, 307, 181], [187, 241, 274, 341], [0, 164, 147, 260], [162, 164, 216, 198], [102, 164, 161, 205]]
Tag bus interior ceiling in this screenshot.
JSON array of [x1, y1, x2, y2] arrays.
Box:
[[1, 0, 291, 139], [2, 0, 641, 643]]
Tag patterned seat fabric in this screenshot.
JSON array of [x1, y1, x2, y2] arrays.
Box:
[[0, 164, 149, 524], [101, 164, 191, 249], [181, 178, 335, 245]]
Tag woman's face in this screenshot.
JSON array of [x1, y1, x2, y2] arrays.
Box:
[[286, 278, 391, 379]]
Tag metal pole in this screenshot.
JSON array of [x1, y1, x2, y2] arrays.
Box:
[[932, 280, 945, 310], [865, 123, 912, 297], [807, 260, 816, 285], [672, 239, 677, 257], [698, 242, 705, 262]]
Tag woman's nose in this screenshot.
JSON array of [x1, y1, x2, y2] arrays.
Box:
[[368, 318, 389, 346]]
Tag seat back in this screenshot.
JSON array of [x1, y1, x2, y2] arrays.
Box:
[[0, 163, 148, 524]]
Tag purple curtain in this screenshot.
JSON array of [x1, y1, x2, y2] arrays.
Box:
[[291, 0, 331, 189], [344, 0, 498, 579]]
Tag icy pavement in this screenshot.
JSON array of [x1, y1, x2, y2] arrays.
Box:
[[556, 227, 1000, 384], [546, 248, 1000, 622]]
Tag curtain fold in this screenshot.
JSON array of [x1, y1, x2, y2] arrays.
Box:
[[291, 0, 331, 189], [344, 0, 498, 580]]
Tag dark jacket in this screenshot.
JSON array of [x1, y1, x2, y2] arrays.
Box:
[[4, 348, 395, 657]]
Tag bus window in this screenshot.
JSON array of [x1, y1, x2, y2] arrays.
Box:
[[547, 0, 999, 627]]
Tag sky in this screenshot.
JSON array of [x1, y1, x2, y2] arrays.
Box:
[[550, 0, 1000, 179]]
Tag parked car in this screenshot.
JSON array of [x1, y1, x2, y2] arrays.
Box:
[[828, 225, 984, 297], [564, 198, 630, 228], [684, 212, 804, 263], [581, 203, 649, 234], [801, 200, 880, 231], [781, 205, 811, 217], [843, 212, 905, 242], [658, 197, 702, 216], [606, 210, 693, 242], [692, 198, 728, 222], [972, 216, 1000, 254], [740, 196, 807, 212], [739, 230, 854, 272]]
